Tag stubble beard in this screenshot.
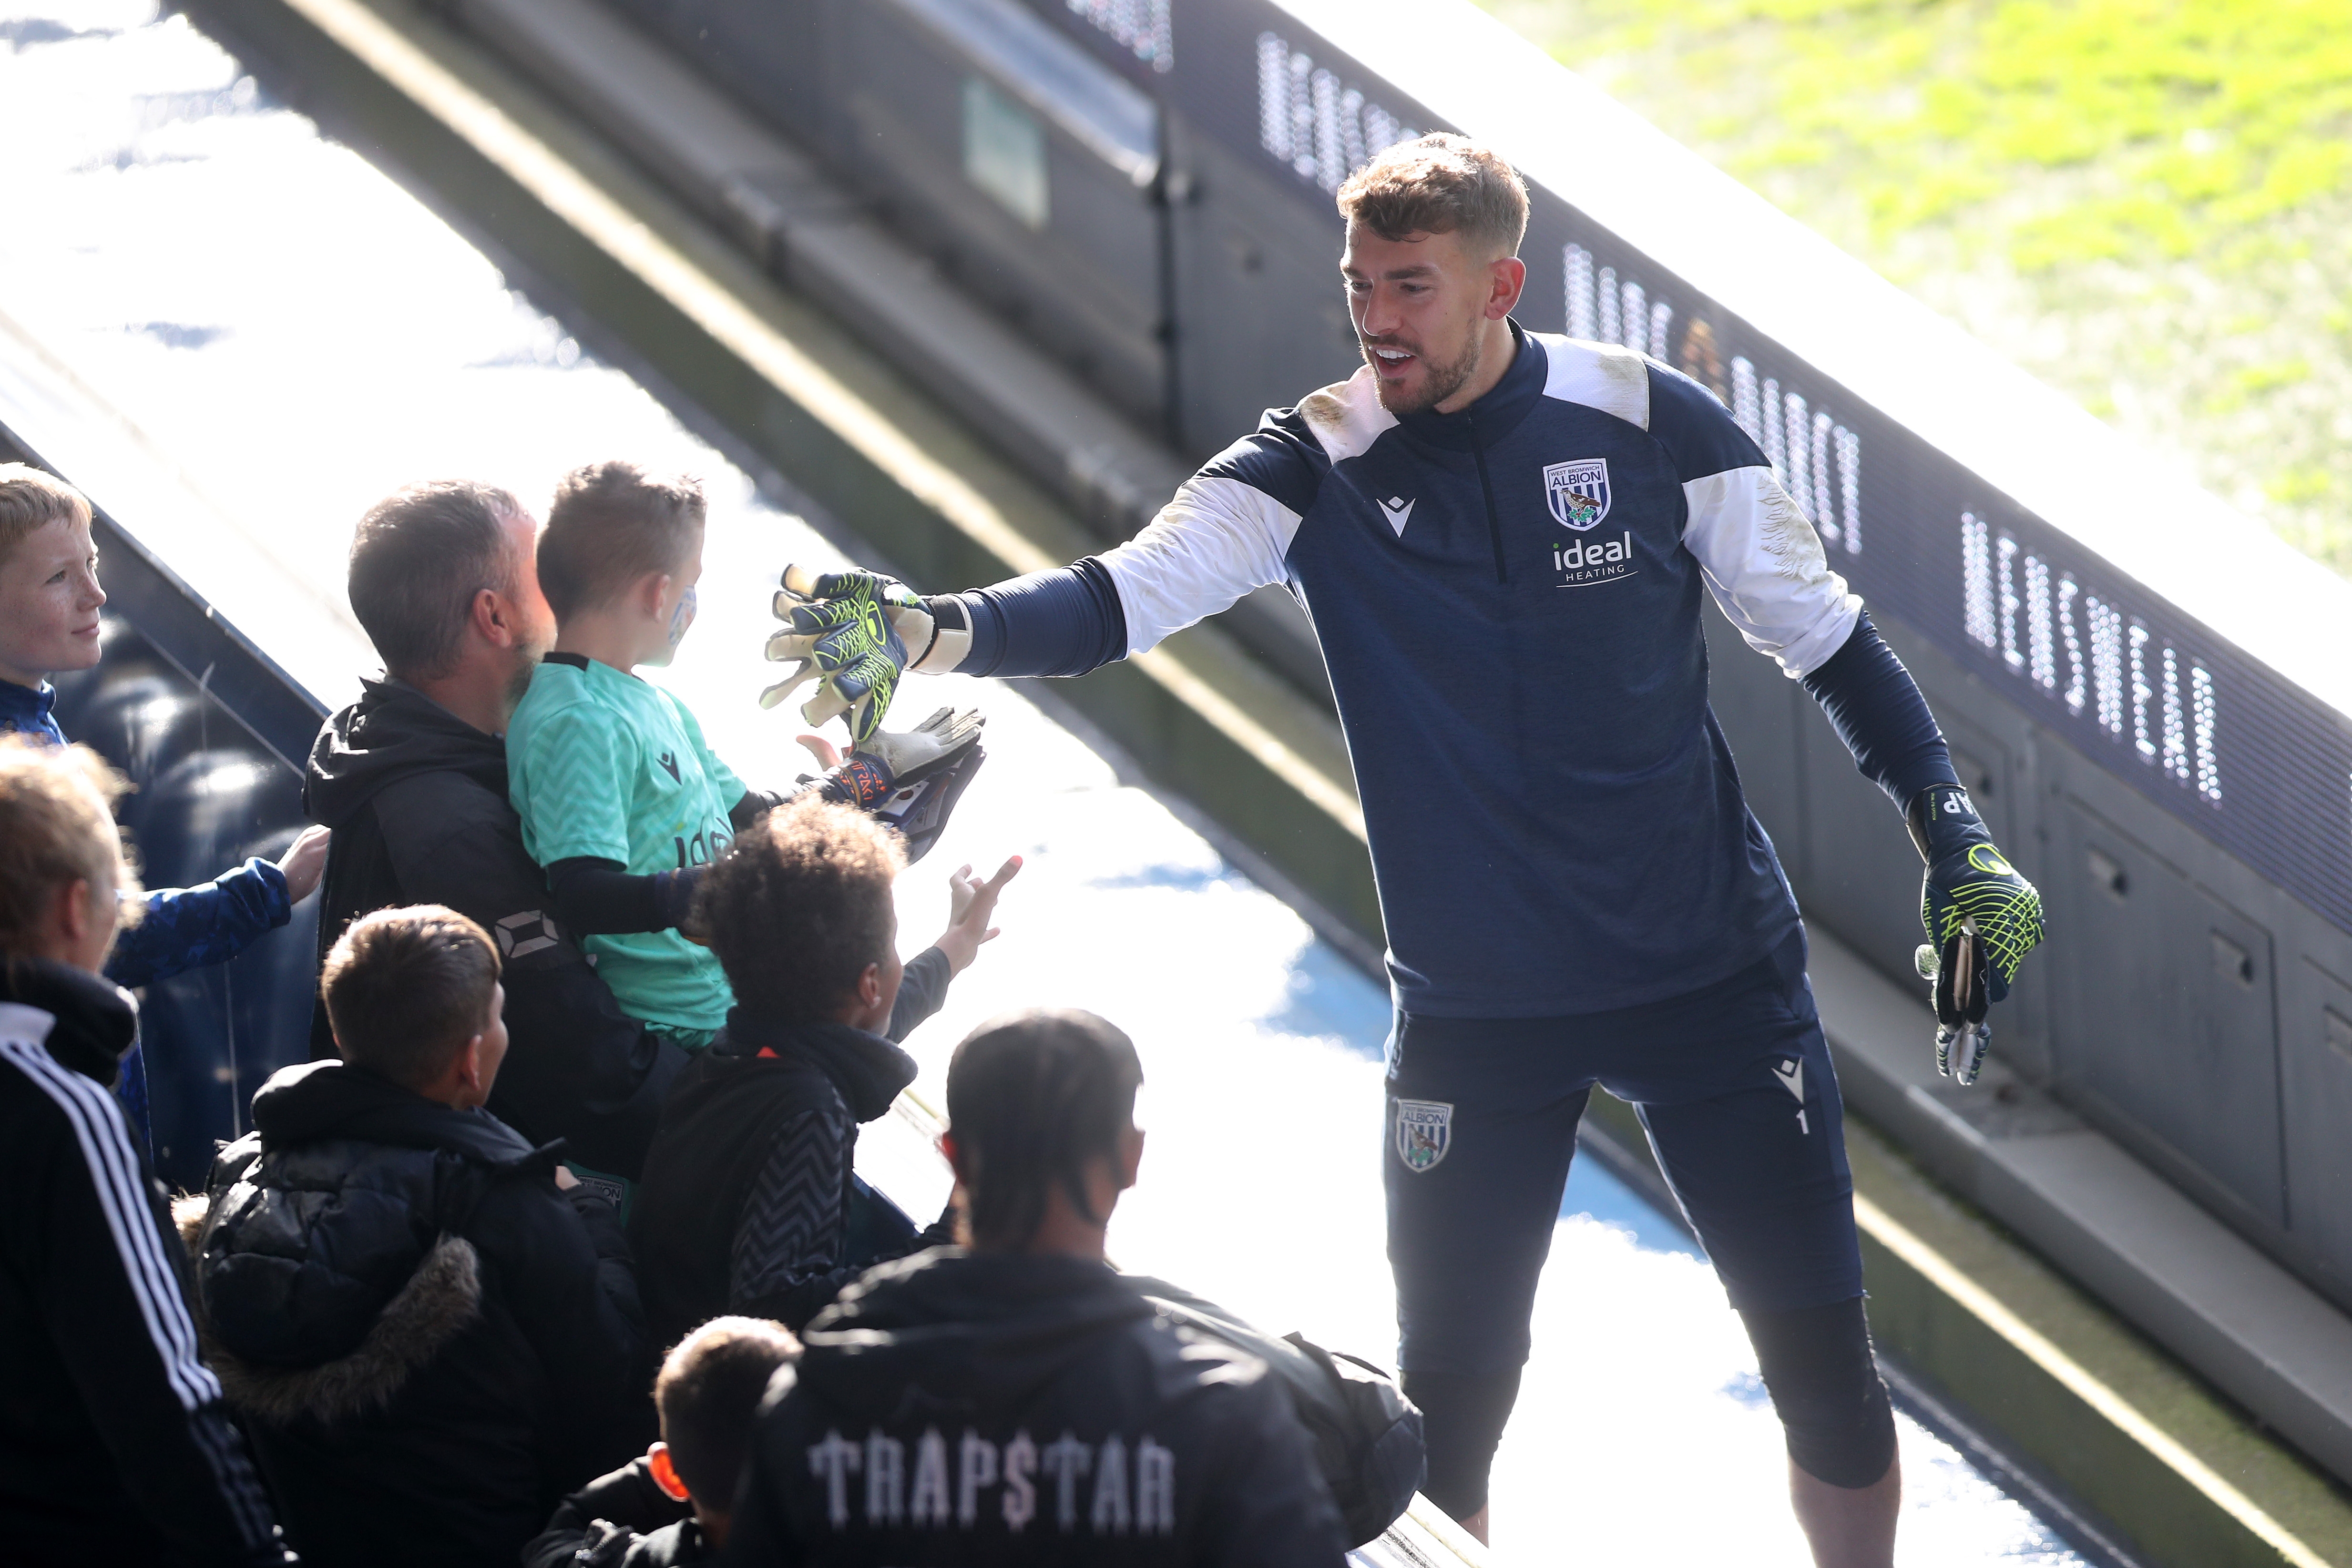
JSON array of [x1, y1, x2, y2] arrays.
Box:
[[505, 631, 550, 712], [1366, 329, 1485, 416]]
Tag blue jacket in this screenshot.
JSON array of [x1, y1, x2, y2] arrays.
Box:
[[1, 677, 293, 1137], [943, 326, 1955, 1016], [0, 678, 293, 986]]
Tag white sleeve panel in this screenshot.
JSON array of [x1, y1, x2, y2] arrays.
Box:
[[1681, 466, 1862, 679], [1098, 474, 1304, 657]]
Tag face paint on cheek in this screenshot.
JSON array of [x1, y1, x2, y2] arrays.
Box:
[[667, 584, 697, 649]]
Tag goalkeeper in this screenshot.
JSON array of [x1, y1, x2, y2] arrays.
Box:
[[766, 138, 2040, 1568]]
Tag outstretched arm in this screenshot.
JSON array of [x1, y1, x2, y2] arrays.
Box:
[[764, 419, 1323, 718]]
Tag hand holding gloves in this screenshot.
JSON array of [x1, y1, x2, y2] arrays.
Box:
[[1908, 783, 2044, 1086], [813, 706, 989, 864]]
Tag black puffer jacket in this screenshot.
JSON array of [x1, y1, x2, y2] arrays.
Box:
[[721, 1251, 1348, 1567], [191, 1060, 650, 1568]]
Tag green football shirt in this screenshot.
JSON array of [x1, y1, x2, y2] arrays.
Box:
[[506, 653, 745, 1033]]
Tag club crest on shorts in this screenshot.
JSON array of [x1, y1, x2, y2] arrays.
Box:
[[1394, 1099, 1453, 1173], [1544, 458, 1611, 531]]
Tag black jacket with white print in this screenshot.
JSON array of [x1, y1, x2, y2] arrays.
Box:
[[0, 957, 294, 1566], [721, 1250, 1348, 1567]]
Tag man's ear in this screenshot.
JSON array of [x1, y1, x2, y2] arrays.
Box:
[[1486, 255, 1528, 320], [472, 587, 514, 650], [1115, 1124, 1145, 1191]]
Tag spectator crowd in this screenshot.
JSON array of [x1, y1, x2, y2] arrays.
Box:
[[0, 463, 1415, 1567]]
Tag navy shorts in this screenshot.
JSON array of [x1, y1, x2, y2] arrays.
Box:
[[1384, 927, 1862, 1378]]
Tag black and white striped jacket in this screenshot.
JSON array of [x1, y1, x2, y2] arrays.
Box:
[[0, 958, 292, 1566]]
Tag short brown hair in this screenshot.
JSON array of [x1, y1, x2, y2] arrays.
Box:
[[0, 463, 93, 568], [348, 480, 526, 681], [538, 461, 705, 621], [655, 1316, 800, 1503], [0, 736, 140, 959], [1336, 133, 1529, 259], [321, 906, 501, 1089], [693, 796, 903, 1022]]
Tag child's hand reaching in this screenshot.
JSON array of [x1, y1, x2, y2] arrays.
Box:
[[934, 855, 1022, 974]]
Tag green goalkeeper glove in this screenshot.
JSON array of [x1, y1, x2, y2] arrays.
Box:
[[761, 566, 972, 743], [1908, 783, 2044, 1085]]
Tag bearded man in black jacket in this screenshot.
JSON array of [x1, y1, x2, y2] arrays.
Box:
[[721, 1008, 1348, 1568], [306, 480, 684, 1180]]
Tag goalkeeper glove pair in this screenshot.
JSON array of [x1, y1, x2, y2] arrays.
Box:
[[760, 566, 969, 743], [762, 567, 984, 858], [813, 705, 987, 864], [1909, 783, 2044, 1086]]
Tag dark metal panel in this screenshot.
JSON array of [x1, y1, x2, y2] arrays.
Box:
[[2283, 960, 2352, 1297], [2054, 800, 2284, 1229], [1162, 120, 1358, 457]]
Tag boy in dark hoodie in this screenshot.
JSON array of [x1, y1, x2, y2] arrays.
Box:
[[526, 1315, 801, 1567], [720, 1008, 1349, 1567], [629, 795, 1016, 1345], [188, 904, 648, 1568]]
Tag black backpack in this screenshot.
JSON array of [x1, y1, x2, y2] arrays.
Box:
[[1125, 1277, 1426, 1548]]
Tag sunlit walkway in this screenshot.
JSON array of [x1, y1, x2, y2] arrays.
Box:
[[0, 6, 2095, 1560]]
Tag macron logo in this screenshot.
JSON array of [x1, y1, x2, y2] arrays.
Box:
[[1376, 495, 1415, 536]]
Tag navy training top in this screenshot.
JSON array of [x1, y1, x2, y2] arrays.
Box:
[[952, 326, 1953, 1017]]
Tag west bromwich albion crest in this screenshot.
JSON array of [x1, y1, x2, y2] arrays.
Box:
[[1544, 458, 1611, 531], [1394, 1099, 1453, 1173]]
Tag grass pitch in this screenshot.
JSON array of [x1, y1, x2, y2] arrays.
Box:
[[1484, 0, 2352, 572]]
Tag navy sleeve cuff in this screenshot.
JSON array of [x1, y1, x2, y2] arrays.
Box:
[[949, 557, 1128, 678], [1800, 611, 1961, 810]]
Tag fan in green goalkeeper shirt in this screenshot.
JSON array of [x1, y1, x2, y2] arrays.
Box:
[[507, 462, 987, 1048]]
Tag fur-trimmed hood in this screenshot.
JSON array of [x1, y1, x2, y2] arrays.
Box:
[[189, 1059, 562, 1426], [179, 1193, 481, 1425]]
